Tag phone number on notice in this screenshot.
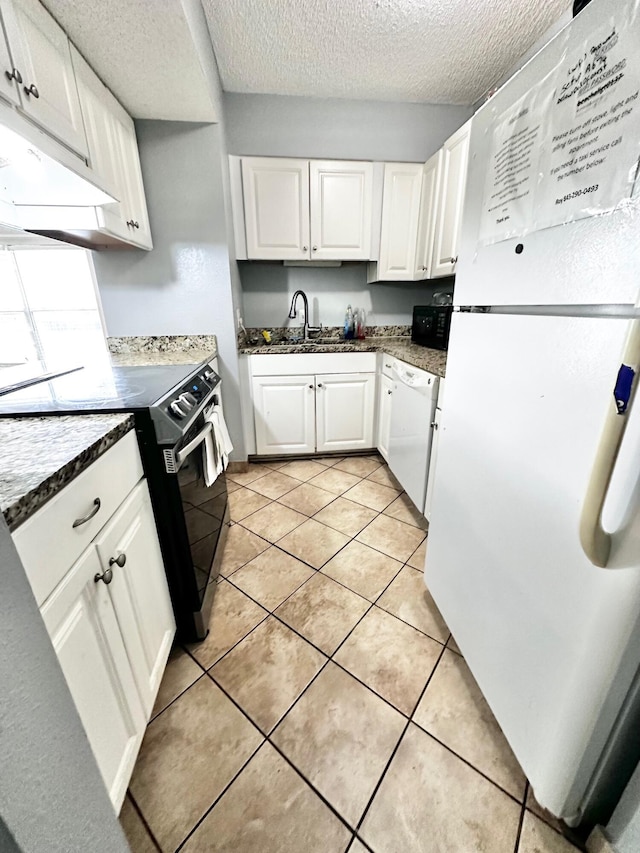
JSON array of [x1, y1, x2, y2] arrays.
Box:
[[555, 184, 599, 205]]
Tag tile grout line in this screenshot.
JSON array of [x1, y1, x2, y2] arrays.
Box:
[[126, 791, 163, 853], [513, 782, 530, 853], [353, 641, 450, 838]]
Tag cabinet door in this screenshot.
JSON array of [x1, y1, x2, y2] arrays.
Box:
[[114, 112, 152, 249], [309, 160, 373, 260], [376, 163, 424, 281], [1, 0, 88, 156], [431, 121, 471, 278], [242, 157, 310, 260], [377, 373, 393, 462], [70, 45, 120, 201], [316, 373, 376, 453], [252, 374, 316, 455], [95, 480, 175, 718], [415, 150, 443, 279], [40, 545, 146, 812], [0, 12, 20, 106]]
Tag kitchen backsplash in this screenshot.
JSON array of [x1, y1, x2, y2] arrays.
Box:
[[238, 325, 410, 346], [107, 335, 218, 354]]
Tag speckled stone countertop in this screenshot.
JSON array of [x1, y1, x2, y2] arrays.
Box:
[[239, 336, 447, 377], [1, 414, 134, 531], [108, 334, 217, 367]]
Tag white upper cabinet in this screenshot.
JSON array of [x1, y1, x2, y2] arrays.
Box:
[[0, 18, 20, 106], [309, 160, 373, 260], [375, 162, 424, 281], [1, 0, 88, 157], [70, 45, 152, 249], [242, 157, 310, 260], [431, 120, 471, 278], [415, 150, 442, 279], [238, 156, 377, 261]]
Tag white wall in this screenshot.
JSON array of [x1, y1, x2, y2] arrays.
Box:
[[93, 119, 245, 460], [240, 262, 452, 329], [224, 93, 472, 162]]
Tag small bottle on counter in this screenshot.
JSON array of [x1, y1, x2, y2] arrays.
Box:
[[344, 305, 355, 340], [356, 308, 366, 340]]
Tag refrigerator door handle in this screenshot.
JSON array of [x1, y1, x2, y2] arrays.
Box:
[[580, 318, 640, 568]]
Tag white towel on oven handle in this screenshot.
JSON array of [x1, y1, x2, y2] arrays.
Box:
[[202, 404, 233, 486]]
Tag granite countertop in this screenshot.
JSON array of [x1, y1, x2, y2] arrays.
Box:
[[239, 336, 447, 377], [0, 414, 134, 531], [108, 334, 217, 367]]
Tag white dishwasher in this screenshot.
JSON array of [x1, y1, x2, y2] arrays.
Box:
[[388, 360, 439, 512]]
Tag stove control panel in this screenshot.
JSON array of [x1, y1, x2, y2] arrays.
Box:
[[167, 367, 221, 420]]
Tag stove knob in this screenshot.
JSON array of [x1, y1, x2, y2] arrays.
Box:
[[178, 392, 196, 412], [169, 399, 187, 418], [204, 369, 216, 382]]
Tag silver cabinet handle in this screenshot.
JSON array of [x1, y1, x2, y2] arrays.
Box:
[[94, 567, 113, 585], [23, 83, 39, 98], [72, 498, 101, 528], [312, 246, 318, 252], [302, 246, 308, 251], [5, 67, 22, 84], [449, 256, 458, 264], [430, 421, 438, 429], [308, 384, 314, 389], [317, 383, 323, 388], [387, 389, 392, 395], [109, 553, 127, 568]]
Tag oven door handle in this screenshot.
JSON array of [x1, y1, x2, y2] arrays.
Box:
[[175, 422, 213, 469]]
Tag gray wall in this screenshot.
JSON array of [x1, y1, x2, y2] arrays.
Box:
[[240, 262, 453, 329], [226, 92, 470, 327], [0, 516, 129, 853], [224, 93, 472, 162], [93, 119, 245, 461]]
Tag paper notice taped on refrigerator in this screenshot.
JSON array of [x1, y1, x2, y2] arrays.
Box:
[[535, 14, 640, 231], [479, 4, 640, 245], [478, 86, 548, 245]]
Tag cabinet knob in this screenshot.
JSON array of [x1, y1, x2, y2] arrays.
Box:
[[430, 421, 438, 430], [312, 246, 318, 252], [5, 67, 22, 84], [23, 83, 39, 98], [109, 553, 127, 568], [126, 219, 140, 229], [449, 256, 458, 264], [302, 246, 308, 252], [308, 384, 314, 389], [94, 567, 113, 585], [387, 389, 392, 395], [72, 497, 101, 528], [133, 221, 140, 229], [317, 383, 323, 388]]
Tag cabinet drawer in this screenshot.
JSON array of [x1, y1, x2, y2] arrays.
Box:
[[251, 352, 377, 376], [13, 431, 143, 606]]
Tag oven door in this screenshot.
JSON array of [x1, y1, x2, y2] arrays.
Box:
[[171, 412, 230, 635]]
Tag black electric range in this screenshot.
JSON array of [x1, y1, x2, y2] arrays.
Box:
[[0, 360, 230, 641]]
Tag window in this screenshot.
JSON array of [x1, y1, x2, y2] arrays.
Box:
[[0, 248, 109, 367]]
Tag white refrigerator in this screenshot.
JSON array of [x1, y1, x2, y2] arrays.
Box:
[[426, 0, 640, 827]]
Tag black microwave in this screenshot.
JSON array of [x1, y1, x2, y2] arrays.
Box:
[[411, 305, 453, 350]]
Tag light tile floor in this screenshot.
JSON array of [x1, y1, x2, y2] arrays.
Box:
[[120, 454, 584, 853]]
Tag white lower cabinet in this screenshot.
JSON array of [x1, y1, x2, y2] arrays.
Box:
[[251, 358, 377, 455], [424, 377, 445, 521], [252, 374, 316, 455], [13, 436, 175, 813], [316, 372, 375, 452], [377, 373, 393, 461], [40, 545, 146, 812], [95, 480, 175, 718]]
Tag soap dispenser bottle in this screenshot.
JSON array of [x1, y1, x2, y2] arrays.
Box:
[[344, 305, 355, 340]]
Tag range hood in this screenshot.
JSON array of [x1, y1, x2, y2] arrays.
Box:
[[0, 119, 116, 248]]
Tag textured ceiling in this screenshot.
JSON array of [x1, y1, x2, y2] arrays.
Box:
[[203, 0, 572, 105], [41, 0, 218, 121]]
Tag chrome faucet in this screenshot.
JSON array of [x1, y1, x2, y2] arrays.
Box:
[[288, 290, 322, 341]]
